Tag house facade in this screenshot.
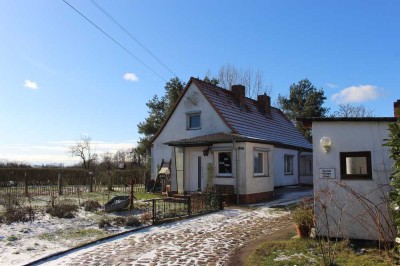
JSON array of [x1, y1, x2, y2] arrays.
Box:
[[151, 78, 312, 204], [300, 106, 399, 241]]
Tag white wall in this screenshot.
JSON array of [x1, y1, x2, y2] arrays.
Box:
[[151, 83, 231, 181], [313, 121, 395, 241], [273, 148, 299, 187], [243, 143, 274, 194]]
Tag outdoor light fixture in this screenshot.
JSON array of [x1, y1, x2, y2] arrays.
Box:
[[320, 136, 332, 153], [203, 147, 210, 156]]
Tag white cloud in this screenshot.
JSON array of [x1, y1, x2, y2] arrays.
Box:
[[0, 140, 137, 166], [331, 85, 382, 104], [24, 80, 38, 89], [123, 73, 139, 82]]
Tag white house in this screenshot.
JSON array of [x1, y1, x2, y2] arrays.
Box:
[[150, 78, 312, 204], [300, 101, 399, 241]]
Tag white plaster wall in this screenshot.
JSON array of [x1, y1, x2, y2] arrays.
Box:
[[273, 148, 299, 187], [243, 143, 274, 194], [313, 121, 395, 241], [151, 83, 231, 180]]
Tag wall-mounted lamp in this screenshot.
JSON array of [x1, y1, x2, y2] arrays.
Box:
[[203, 147, 210, 156], [320, 136, 331, 153]]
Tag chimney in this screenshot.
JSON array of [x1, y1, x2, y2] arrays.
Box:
[[231, 85, 245, 109], [395, 99, 400, 118], [257, 93, 272, 117]]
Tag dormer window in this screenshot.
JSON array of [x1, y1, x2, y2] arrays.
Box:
[[186, 111, 201, 130]]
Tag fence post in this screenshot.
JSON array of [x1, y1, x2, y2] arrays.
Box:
[[58, 173, 63, 196], [187, 196, 191, 216], [130, 178, 135, 210], [89, 172, 93, 192], [152, 199, 156, 224], [107, 171, 112, 191], [24, 171, 29, 197]]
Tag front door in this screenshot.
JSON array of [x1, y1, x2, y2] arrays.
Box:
[[189, 152, 203, 191]]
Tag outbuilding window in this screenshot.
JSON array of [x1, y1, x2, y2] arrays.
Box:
[[340, 151, 372, 179]]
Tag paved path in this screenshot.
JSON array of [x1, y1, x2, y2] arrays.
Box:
[[39, 188, 312, 266]]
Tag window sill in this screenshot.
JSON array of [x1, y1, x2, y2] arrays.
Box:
[[284, 173, 294, 176], [341, 176, 373, 180], [253, 175, 269, 178], [216, 175, 233, 178], [186, 128, 201, 130]]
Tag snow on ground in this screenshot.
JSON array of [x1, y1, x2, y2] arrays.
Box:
[[0, 188, 312, 266]]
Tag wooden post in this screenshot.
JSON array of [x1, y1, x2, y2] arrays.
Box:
[[24, 171, 29, 197], [58, 173, 63, 196], [107, 171, 112, 191], [89, 172, 93, 192], [130, 177, 135, 210]]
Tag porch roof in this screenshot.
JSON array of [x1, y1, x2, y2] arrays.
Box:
[[164, 132, 308, 150]]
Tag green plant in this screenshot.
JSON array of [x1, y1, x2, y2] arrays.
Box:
[[81, 200, 101, 212], [46, 203, 78, 218], [125, 216, 141, 227], [98, 219, 111, 229], [292, 200, 313, 227], [7, 235, 18, 242]]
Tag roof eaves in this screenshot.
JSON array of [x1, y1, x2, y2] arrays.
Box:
[[149, 78, 195, 145]]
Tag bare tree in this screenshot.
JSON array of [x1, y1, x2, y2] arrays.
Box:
[[215, 63, 272, 99], [333, 103, 373, 117], [70, 135, 93, 169]]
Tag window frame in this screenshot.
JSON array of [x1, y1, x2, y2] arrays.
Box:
[[186, 111, 201, 130], [284, 154, 294, 175], [340, 151, 372, 180], [253, 148, 270, 177], [216, 151, 232, 177]]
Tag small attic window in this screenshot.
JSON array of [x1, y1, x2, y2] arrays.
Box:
[[186, 111, 201, 130]]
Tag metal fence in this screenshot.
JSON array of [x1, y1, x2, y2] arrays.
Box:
[[147, 192, 223, 224], [0, 169, 147, 198]]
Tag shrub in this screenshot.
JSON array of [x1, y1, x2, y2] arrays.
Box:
[[46, 203, 78, 218], [112, 216, 126, 226], [292, 198, 314, 227], [140, 212, 152, 224], [125, 216, 141, 227], [82, 200, 101, 212], [3, 207, 35, 224], [98, 219, 111, 229]]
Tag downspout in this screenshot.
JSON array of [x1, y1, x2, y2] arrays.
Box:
[[233, 140, 240, 204]]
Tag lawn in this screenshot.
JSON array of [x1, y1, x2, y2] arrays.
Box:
[[246, 238, 394, 266]]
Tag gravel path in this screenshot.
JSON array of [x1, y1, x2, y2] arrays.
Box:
[[38, 189, 312, 266]]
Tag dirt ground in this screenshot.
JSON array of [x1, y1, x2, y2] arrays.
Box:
[[227, 219, 297, 266]]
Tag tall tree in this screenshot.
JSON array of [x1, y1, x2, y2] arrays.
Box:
[[332, 103, 373, 117], [70, 135, 94, 169], [137, 77, 186, 157], [278, 79, 329, 140], [216, 63, 272, 99]]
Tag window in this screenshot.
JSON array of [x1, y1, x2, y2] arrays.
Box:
[[284, 155, 294, 175], [254, 152, 263, 174], [186, 111, 201, 130], [340, 151, 372, 179], [218, 152, 232, 175], [253, 149, 270, 176]]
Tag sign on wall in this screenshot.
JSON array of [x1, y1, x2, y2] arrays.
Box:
[[319, 168, 335, 179]]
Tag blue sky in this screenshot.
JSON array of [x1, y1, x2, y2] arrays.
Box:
[[0, 0, 399, 165]]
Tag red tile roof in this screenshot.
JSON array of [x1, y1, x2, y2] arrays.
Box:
[[151, 77, 312, 150]]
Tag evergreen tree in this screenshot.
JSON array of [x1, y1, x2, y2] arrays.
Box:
[[278, 79, 329, 140]]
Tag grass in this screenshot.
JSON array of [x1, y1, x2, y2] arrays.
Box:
[[246, 238, 392, 266], [38, 228, 110, 242]]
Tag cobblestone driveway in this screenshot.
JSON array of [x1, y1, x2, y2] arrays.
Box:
[[39, 189, 311, 266]]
